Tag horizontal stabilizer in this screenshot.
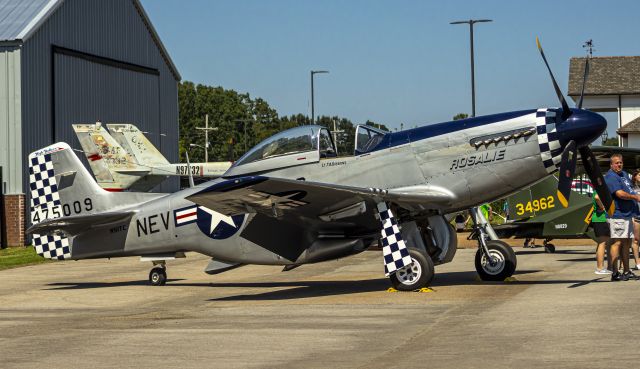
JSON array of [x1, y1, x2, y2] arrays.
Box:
[[27, 211, 134, 237], [113, 169, 152, 175]]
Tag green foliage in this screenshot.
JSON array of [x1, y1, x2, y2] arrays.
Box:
[[365, 120, 390, 132], [0, 247, 49, 271], [453, 113, 469, 120], [178, 81, 389, 160], [602, 137, 619, 146], [178, 82, 279, 162]]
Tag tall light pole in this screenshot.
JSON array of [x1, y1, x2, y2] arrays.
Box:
[[450, 19, 492, 117], [311, 70, 329, 124]]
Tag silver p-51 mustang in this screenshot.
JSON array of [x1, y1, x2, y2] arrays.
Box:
[[27, 40, 612, 290]]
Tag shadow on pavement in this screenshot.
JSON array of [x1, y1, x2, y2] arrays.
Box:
[[45, 279, 187, 289], [44, 267, 609, 298], [557, 257, 596, 262], [516, 249, 593, 256]]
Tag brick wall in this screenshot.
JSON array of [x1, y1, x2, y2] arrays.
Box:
[[2, 194, 25, 246]]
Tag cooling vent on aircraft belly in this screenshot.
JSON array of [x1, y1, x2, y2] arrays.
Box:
[[469, 127, 536, 148]]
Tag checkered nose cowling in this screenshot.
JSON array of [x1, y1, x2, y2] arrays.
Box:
[[377, 202, 413, 276], [536, 108, 563, 174], [28, 148, 71, 260]]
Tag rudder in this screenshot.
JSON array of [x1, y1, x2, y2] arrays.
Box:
[[29, 143, 107, 260]]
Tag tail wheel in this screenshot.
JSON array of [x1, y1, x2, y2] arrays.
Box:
[[149, 267, 167, 286], [475, 240, 517, 281], [390, 248, 435, 291], [544, 243, 556, 253]]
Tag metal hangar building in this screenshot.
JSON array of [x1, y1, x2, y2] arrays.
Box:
[[0, 0, 181, 246]]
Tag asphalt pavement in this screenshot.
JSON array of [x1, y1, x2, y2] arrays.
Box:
[[0, 244, 636, 369]]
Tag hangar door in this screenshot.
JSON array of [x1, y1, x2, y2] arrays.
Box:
[[53, 47, 161, 152]]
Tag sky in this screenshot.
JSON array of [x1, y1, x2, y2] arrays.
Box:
[[140, 0, 640, 137]]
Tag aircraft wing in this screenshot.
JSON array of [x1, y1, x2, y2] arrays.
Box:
[[27, 211, 135, 236], [186, 176, 456, 222]]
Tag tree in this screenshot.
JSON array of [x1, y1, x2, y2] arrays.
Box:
[[603, 137, 619, 146], [178, 80, 386, 161], [364, 120, 390, 132], [453, 113, 469, 120], [178, 82, 279, 162]]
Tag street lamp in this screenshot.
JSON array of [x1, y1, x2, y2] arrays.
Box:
[[450, 19, 492, 118], [311, 70, 329, 124], [601, 131, 608, 145]]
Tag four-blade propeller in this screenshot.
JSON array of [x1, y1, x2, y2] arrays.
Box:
[[536, 37, 614, 216]]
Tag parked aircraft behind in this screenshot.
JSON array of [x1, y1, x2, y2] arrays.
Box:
[[27, 39, 612, 291], [494, 175, 595, 253], [72, 123, 232, 191], [493, 146, 640, 252]]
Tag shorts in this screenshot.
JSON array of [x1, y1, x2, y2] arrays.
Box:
[[591, 222, 610, 238], [607, 218, 634, 239]]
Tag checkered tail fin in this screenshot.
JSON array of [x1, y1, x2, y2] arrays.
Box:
[[28, 143, 107, 260]]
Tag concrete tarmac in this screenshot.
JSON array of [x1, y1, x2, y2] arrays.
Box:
[[0, 245, 636, 369]]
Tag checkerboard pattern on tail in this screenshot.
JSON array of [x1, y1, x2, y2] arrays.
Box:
[[28, 150, 71, 260], [32, 234, 70, 260], [29, 153, 60, 208], [536, 108, 563, 174], [377, 202, 413, 276]]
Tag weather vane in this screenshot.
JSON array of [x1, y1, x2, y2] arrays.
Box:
[[583, 39, 594, 57]]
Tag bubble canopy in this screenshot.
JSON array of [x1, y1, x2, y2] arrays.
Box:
[[234, 125, 337, 167]]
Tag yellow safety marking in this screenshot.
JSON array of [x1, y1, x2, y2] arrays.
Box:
[[556, 190, 568, 208], [503, 277, 518, 282], [386, 287, 435, 293]]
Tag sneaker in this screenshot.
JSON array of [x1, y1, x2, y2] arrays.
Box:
[[623, 271, 638, 281], [595, 268, 613, 275], [611, 272, 623, 281], [634, 265, 640, 271]]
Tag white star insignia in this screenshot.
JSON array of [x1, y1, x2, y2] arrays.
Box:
[[198, 206, 237, 234]]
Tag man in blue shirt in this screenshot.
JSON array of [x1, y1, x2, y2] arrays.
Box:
[[604, 153, 640, 281]]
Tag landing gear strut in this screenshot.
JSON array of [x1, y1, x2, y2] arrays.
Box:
[[149, 262, 167, 286], [470, 207, 517, 281], [377, 202, 435, 291]]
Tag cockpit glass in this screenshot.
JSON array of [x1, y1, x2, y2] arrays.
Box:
[[355, 125, 386, 154], [235, 126, 318, 166], [318, 129, 337, 158]]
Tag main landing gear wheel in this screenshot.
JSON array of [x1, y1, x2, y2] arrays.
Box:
[[390, 248, 435, 291], [475, 240, 517, 281], [149, 267, 167, 286]]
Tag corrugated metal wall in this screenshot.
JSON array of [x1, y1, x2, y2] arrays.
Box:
[[53, 52, 160, 147], [20, 0, 179, 194], [0, 46, 21, 194]]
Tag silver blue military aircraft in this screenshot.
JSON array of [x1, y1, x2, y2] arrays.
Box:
[[26, 39, 612, 291]]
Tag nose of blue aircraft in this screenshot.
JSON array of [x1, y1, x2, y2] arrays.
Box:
[[556, 109, 607, 148]]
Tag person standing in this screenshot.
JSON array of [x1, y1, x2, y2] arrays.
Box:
[[590, 190, 610, 274], [629, 170, 640, 270], [604, 154, 640, 281]]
